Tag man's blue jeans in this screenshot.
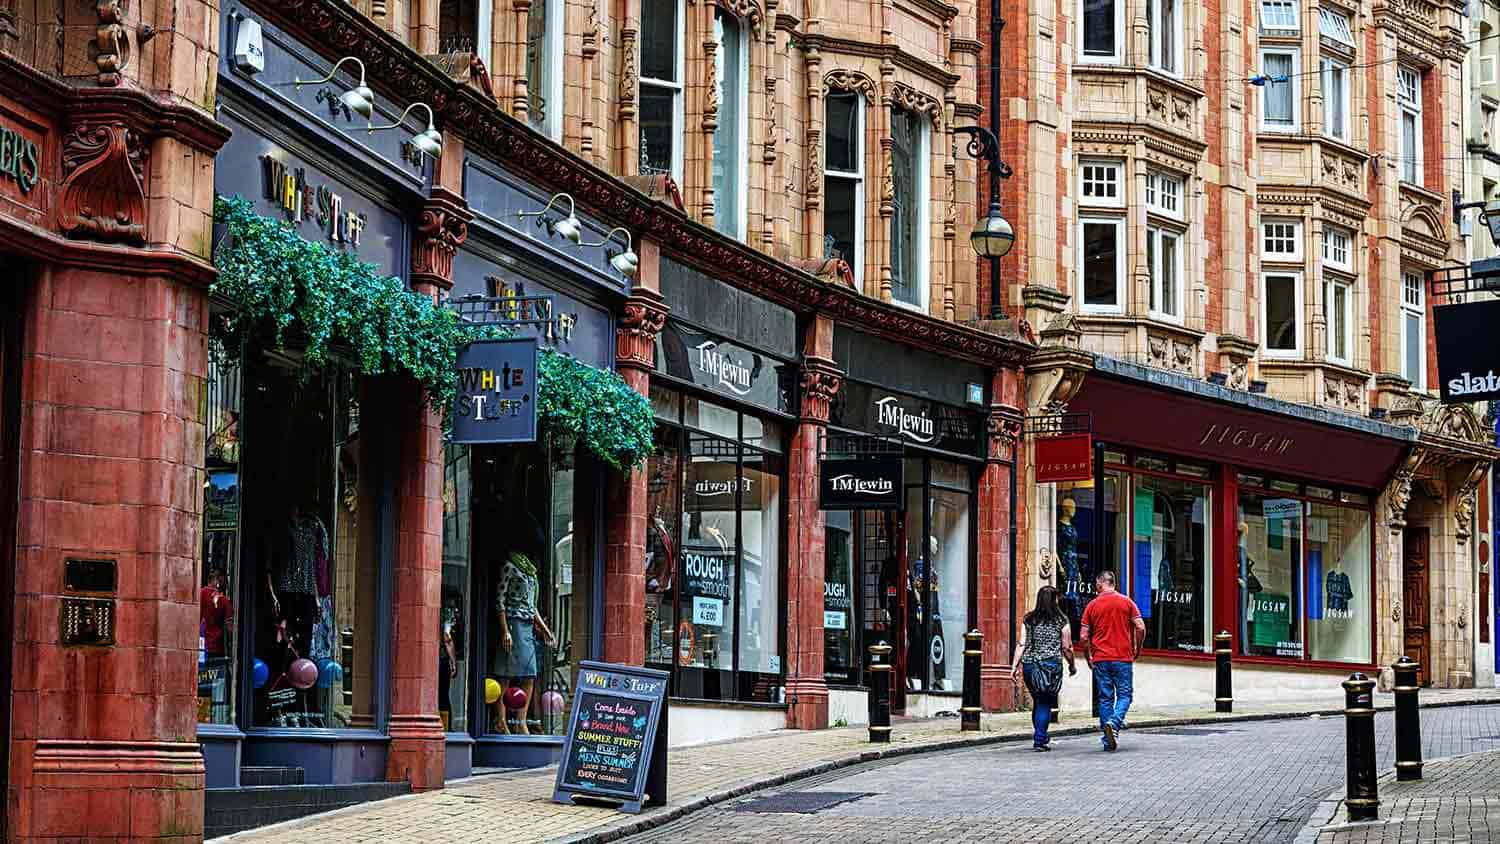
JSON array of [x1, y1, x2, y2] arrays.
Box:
[[1094, 660, 1134, 733]]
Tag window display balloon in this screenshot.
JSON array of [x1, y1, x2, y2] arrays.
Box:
[[484, 678, 502, 705], [503, 686, 528, 712], [541, 690, 565, 715], [288, 658, 319, 690], [252, 658, 270, 689]]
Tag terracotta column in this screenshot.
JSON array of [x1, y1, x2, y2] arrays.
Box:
[[602, 239, 667, 665], [784, 315, 842, 729], [386, 180, 470, 790], [977, 367, 1023, 711]]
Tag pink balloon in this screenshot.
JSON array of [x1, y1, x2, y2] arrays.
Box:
[[289, 658, 319, 690], [542, 690, 565, 715], [503, 686, 528, 711]]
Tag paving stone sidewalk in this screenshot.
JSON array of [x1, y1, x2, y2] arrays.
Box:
[[1303, 732, 1500, 844], [216, 687, 1500, 844]]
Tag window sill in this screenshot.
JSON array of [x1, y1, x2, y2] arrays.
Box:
[[670, 696, 788, 711], [889, 297, 929, 316]]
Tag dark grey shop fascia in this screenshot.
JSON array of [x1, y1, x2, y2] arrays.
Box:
[[220, 7, 433, 197]]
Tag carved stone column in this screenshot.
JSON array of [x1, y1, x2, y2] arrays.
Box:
[[410, 186, 471, 296], [602, 287, 668, 664], [784, 318, 842, 729], [978, 368, 1024, 711]]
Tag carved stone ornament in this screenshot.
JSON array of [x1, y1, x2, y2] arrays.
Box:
[[1392, 599, 1402, 623], [1228, 359, 1249, 390], [618, 29, 638, 107], [1387, 449, 1426, 528], [616, 290, 668, 370], [95, 0, 128, 86], [799, 358, 843, 423], [411, 190, 471, 291], [713, 0, 764, 33], [1454, 462, 1486, 542], [823, 70, 877, 104], [1038, 548, 1054, 581], [59, 121, 146, 245], [891, 83, 942, 129]]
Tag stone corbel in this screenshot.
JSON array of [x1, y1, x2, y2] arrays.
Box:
[[1387, 447, 1427, 529], [616, 288, 668, 371], [1215, 334, 1259, 392], [410, 187, 471, 294], [58, 120, 146, 245], [1454, 460, 1487, 543], [1024, 346, 1091, 419], [798, 356, 843, 424]]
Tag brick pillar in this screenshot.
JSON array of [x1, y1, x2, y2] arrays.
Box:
[[601, 275, 667, 665], [10, 264, 210, 842], [784, 316, 842, 730], [386, 184, 469, 790], [978, 368, 1024, 711]]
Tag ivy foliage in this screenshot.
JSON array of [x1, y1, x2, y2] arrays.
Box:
[[211, 195, 654, 470]]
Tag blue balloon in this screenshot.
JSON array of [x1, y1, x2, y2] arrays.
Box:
[[316, 659, 339, 688], [252, 658, 270, 689]]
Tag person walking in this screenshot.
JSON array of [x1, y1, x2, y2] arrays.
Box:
[[1079, 570, 1144, 752], [1010, 585, 1076, 751]]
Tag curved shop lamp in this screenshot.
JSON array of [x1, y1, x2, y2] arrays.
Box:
[[368, 102, 443, 158], [518, 193, 585, 245], [581, 227, 640, 278], [295, 56, 374, 120]]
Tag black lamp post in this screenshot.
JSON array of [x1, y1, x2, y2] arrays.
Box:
[[955, 0, 1014, 319]]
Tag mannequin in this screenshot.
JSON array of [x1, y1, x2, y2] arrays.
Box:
[[1057, 497, 1081, 627], [266, 503, 327, 657], [492, 550, 556, 734], [1236, 520, 1260, 646]]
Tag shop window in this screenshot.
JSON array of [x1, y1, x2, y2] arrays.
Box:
[[712, 9, 747, 237], [1079, 159, 1123, 207], [925, 483, 971, 691], [1263, 272, 1303, 357], [1079, 217, 1125, 313], [1325, 277, 1352, 366], [1401, 271, 1425, 390], [1260, 48, 1300, 132], [440, 447, 474, 734], [825, 92, 864, 283], [1080, 0, 1122, 63], [1054, 473, 1128, 638], [438, 0, 492, 72], [640, 0, 684, 181], [1147, 0, 1181, 75], [1398, 65, 1422, 185], [1147, 226, 1183, 322], [1238, 491, 1305, 658], [525, 0, 564, 140], [199, 348, 243, 726], [1321, 57, 1349, 141], [1262, 219, 1302, 261], [1305, 503, 1371, 663], [1128, 474, 1211, 653], [890, 108, 930, 310], [823, 510, 858, 683], [1259, 0, 1297, 32], [646, 389, 786, 703]]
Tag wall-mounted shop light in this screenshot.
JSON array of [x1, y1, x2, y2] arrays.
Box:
[[581, 227, 640, 278], [518, 193, 584, 244], [294, 56, 374, 120], [368, 102, 442, 158]]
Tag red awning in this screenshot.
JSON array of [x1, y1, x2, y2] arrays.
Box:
[[1068, 374, 1414, 490]]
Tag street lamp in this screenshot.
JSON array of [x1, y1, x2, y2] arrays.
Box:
[[954, 124, 1015, 316]]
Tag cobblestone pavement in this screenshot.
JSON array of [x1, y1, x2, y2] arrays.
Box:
[[1310, 744, 1500, 843], [214, 689, 1500, 844], [624, 704, 1500, 844]]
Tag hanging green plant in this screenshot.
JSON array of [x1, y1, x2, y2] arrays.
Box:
[[211, 195, 655, 470]]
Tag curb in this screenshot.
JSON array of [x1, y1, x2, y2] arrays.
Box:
[[551, 694, 1500, 844]]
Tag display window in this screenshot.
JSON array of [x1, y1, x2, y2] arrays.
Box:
[[198, 348, 243, 726], [1053, 469, 1126, 637], [823, 510, 857, 682], [645, 386, 786, 703]]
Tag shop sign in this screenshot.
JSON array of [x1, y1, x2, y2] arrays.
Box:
[[656, 323, 791, 413], [831, 381, 981, 455], [450, 338, 537, 444], [1035, 434, 1093, 483], [261, 154, 369, 248], [554, 661, 669, 814], [682, 548, 733, 611], [1250, 592, 1291, 649], [685, 462, 759, 511], [1435, 299, 1500, 403], [818, 456, 903, 510], [0, 122, 39, 195]]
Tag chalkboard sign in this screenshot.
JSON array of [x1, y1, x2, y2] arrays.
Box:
[[553, 661, 669, 814]]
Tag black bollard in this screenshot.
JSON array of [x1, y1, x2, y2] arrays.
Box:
[[1343, 672, 1379, 821], [961, 629, 982, 732], [1393, 656, 1423, 781], [868, 641, 892, 743], [1214, 630, 1233, 713]]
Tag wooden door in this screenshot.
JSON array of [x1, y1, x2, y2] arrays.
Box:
[[1402, 528, 1432, 686]]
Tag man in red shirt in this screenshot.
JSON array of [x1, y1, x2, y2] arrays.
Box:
[[1079, 570, 1144, 751]]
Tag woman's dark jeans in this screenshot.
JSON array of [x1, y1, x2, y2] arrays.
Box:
[[1024, 658, 1061, 747]]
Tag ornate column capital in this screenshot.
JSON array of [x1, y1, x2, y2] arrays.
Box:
[[987, 404, 1024, 462], [1454, 459, 1488, 543], [59, 121, 146, 245], [411, 186, 471, 295], [799, 356, 843, 424], [616, 288, 668, 371]]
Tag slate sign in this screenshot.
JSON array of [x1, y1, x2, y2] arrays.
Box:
[[553, 661, 669, 814]]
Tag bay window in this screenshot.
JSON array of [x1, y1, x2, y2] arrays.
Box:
[[1262, 218, 1302, 260], [712, 10, 747, 237], [1318, 6, 1354, 46], [1322, 225, 1352, 271], [1148, 0, 1182, 75], [640, 0, 684, 181], [1260, 0, 1298, 33], [1263, 272, 1303, 357], [1079, 217, 1125, 313], [890, 107, 929, 310], [1081, 0, 1123, 63], [1325, 278, 1352, 366], [1260, 48, 1300, 132], [1401, 271, 1426, 390], [1398, 66, 1422, 185], [1080, 159, 1123, 207], [825, 92, 864, 284], [1147, 227, 1183, 321], [1321, 57, 1349, 141]]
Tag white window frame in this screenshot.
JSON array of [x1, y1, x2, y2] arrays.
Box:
[[1078, 216, 1127, 315], [888, 111, 931, 312], [1321, 225, 1352, 271], [1079, 158, 1124, 208], [1260, 47, 1301, 133], [476, 2, 494, 78], [1320, 56, 1349, 142], [1078, 0, 1125, 64], [1398, 65, 1423, 185], [1324, 277, 1353, 366], [1401, 271, 1426, 390], [824, 94, 865, 286], [1146, 169, 1184, 218], [525, 0, 566, 141], [1262, 218, 1304, 261], [1317, 6, 1354, 48], [1262, 271, 1305, 358], [712, 9, 749, 238], [1148, 0, 1184, 76], [1148, 226, 1186, 323], [1481, 55, 1498, 86], [1260, 0, 1299, 32], [639, 0, 686, 184]]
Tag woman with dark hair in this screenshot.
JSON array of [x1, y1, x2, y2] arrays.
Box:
[[1010, 585, 1077, 750]]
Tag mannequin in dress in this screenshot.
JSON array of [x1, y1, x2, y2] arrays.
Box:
[[492, 551, 556, 734]]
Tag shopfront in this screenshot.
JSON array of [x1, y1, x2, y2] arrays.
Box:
[[823, 327, 988, 718], [641, 258, 796, 739], [1048, 359, 1417, 708], [438, 157, 626, 773]]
